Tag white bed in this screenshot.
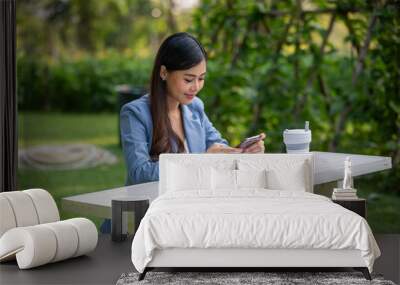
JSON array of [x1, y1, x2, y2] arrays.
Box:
[[131, 154, 380, 280]]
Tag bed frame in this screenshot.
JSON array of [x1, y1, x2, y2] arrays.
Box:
[[138, 154, 372, 281], [139, 248, 371, 280]]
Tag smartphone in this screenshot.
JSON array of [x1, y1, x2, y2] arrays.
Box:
[[238, 134, 263, 149]]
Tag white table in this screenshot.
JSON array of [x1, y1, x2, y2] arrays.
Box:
[[312, 151, 391, 185], [62, 152, 392, 219]]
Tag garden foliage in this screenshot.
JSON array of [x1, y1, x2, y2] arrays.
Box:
[[17, 0, 399, 193], [191, 0, 400, 193]]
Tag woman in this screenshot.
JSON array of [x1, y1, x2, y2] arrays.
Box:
[[120, 32, 265, 185]]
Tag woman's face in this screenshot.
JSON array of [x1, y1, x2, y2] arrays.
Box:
[[162, 59, 206, 105]]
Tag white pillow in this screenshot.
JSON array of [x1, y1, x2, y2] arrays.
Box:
[[237, 158, 311, 192], [211, 168, 268, 192], [266, 161, 309, 191], [212, 168, 236, 191], [167, 162, 212, 192], [236, 169, 267, 189]]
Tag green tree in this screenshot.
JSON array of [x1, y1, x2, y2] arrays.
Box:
[[191, 0, 399, 192]]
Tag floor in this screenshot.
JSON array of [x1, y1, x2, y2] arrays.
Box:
[[0, 234, 399, 285], [374, 234, 400, 284], [0, 235, 133, 285]]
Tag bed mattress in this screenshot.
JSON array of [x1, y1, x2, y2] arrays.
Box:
[[131, 190, 380, 273]]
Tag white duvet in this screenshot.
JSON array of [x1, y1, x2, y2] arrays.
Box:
[[131, 190, 380, 273]]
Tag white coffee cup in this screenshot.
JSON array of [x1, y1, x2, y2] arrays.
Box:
[[283, 121, 312, 153]]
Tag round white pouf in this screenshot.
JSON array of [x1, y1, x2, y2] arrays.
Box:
[[42, 221, 79, 262], [0, 226, 57, 269], [64, 218, 98, 257], [1, 191, 39, 227], [0, 196, 17, 237], [0, 218, 98, 269], [23, 189, 60, 223]]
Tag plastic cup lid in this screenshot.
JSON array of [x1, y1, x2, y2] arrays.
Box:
[[284, 129, 311, 134]]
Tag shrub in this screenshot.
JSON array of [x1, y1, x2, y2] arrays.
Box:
[[17, 52, 152, 112]]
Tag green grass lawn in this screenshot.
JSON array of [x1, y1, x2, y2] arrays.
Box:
[[17, 112, 400, 233]]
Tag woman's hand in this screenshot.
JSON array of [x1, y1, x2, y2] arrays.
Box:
[[207, 143, 243, 154], [243, 133, 266, 153]]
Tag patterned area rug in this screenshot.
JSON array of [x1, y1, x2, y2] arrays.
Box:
[[116, 271, 396, 285]]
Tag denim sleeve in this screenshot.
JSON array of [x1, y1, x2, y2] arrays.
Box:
[[195, 98, 229, 150], [120, 105, 159, 185]]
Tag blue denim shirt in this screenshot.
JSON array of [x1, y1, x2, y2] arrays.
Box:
[[120, 95, 228, 185]]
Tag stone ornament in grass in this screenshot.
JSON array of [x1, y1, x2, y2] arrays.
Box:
[[19, 144, 117, 170]]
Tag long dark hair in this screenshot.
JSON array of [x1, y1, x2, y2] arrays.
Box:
[[149, 32, 207, 160]]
